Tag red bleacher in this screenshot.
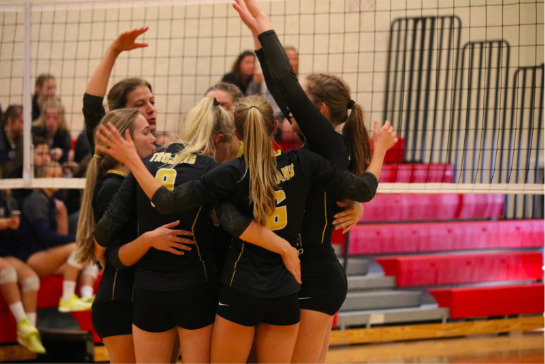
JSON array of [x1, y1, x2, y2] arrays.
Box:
[[375, 251, 543, 286], [0, 273, 103, 344], [370, 137, 405, 164], [429, 283, 544, 318], [348, 219, 544, 255], [360, 194, 504, 222], [379, 163, 454, 183]]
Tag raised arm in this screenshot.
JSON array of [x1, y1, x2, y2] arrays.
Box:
[[234, 0, 347, 167], [83, 27, 149, 151]]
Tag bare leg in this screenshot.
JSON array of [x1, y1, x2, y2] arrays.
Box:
[[103, 334, 136, 364], [27, 243, 77, 277], [4, 257, 39, 314], [170, 333, 180, 363], [178, 324, 213, 363], [254, 322, 299, 364], [211, 315, 254, 363], [317, 319, 333, 363], [0, 258, 21, 306], [132, 324, 176, 363], [291, 309, 333, 363]]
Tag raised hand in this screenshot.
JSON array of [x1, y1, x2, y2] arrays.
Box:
[[373, 120, 398, 152], [111, 27, 149, 53], [95, 122, 139, 165], [233, 0, 258, 33]]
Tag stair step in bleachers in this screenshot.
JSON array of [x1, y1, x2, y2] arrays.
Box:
[[339, 257, 369, 276], [376, 251, 543, 286], [347, 275, 396, 291], [429, 283, 544, 318], [359, 194, 504, 222], [335, 304, 449, 329], [348, 220, 544, 255], [379, 164, 454, 183], [340, 290, 421, 312]]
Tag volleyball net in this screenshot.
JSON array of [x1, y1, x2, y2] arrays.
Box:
[[0, 0, 543, 217]]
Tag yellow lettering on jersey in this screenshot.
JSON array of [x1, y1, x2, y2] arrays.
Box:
[[276, 164, 295, 185], [161, 153, 172, 163], [150, 152, 164, 162]]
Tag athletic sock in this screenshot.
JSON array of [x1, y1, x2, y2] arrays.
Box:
[[62, 281, 76, 300], [9, 302, 27, 323]]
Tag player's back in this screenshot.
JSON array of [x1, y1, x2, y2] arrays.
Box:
[[134, 143, 218, 291]]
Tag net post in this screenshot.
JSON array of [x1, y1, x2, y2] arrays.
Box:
[[22, 2, 32, 188]]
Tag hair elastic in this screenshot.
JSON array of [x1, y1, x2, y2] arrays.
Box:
[[213, 98, 220, 107], [346, 100, 356, 109], [248, 106, 258, 110]]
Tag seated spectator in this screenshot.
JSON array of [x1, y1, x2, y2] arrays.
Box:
[[32, 97, 72, 164], [7, 137, 52, 209], [205, 82, 243, 113], [17, 162, 96, 313], [0, 105, 24, 177], [221, 50, 261, 95], [32, 74, 57, 121], [0, 189, 45, 353]]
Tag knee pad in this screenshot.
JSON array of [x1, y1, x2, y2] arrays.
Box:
[[21, 275, 40, 293], [67, 251, 83, 269], [0, 267, 17, 284], [82, 264, 98, 280]]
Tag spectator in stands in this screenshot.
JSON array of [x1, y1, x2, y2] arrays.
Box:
[[205, 82, 243, 113], [0, 188, 45, 353], [0, 105, 24, 177], [32, 74, 57, 121], [32, 97, 72, 164], [7, 137, 52, 209], [221, 50, 261, 95], [17, 162, 97, 313]]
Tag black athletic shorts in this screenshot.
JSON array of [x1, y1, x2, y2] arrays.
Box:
[[216, 284, 300, 327], [299, 251, 347, 316], [91, 300, 133, 340], [132, 281, 218, 332]]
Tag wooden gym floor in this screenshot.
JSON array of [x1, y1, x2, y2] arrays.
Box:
[[326, 331, 544, 363]]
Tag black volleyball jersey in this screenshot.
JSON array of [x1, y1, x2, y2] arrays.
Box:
[[257, 30, 353, 257], [93, 172, 136, 303], [99, 143, 219, 291], [148, 148, 377, 298]]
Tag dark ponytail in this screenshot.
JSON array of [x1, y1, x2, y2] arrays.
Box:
[[306, 73, 371, 175]]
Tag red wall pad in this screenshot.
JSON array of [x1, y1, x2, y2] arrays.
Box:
[[360, 194, 504, 222], [349, 220, 544, 255], [429, 283, 544, 318], [370, 137, 405, 164], [375, 251, 543, 286], [379, 164, 454, 183], [0, 310, 17, 343]]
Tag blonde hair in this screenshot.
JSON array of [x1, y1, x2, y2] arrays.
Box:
[[32, 97, 69, 133], [171, 97, 234, 165], [75, 109, 139, 265], [234, 95, 277, 226]]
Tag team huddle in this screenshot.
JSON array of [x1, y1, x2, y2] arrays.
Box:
[[73, 0, 398, 363]]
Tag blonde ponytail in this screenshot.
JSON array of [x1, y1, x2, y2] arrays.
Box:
[[234, 95, 277, 226], [172, 97, 235, 166], [75, 109, 139, 264]]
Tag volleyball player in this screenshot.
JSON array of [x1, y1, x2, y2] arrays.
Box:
[[234, 0, 388, 360], [93, 92, 396, 363], [93, 97, 301, 363], [76, 109, 196, 363]]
